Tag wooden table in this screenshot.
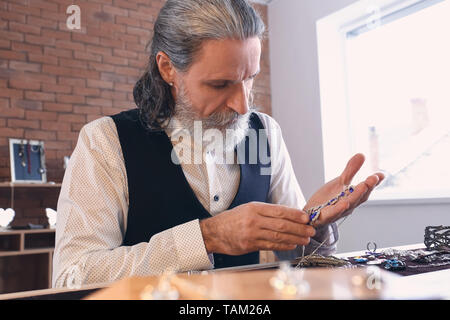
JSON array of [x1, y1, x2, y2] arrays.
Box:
[[1, 243, 449, 300], [86, 267, 402, 300], [86, 243, 449, 300]]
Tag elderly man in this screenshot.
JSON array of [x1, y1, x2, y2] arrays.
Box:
[[53, 0, 384, 288]]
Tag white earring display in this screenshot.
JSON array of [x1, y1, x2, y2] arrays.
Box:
[[0, 208, 15, 228], [63, 156, 70, 170], [46, 208, 57, 228]]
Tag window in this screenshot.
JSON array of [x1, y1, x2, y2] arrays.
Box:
[[317, 0, 450, 201]]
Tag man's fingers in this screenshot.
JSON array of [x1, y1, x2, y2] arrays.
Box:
[[349, 180, 369, 202], [257, 230, 311, 246], [339, 153, 365, 186], [356, 174, 384, 205], [254, 240, 303, 252], [252, 202, 309, 224], [258, 241, 297, 251], [257, 216, 316, 237], [375, 172, 385, 186], [365, 174, 380, 189]]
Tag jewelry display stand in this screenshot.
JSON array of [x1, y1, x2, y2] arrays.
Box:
[[9, 139, 47, 184]]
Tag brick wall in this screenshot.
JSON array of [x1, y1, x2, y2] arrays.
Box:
[[0, 0, 271, 227], [0, 0, 272, 185]]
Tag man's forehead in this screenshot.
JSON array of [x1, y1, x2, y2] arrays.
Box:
[[190, 37, 261, 80]]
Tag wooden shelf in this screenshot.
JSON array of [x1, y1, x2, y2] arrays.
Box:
[[0, 228, 55, 293], [0, 227, 56, 235], [0, 182, 62, 188], [0, 228, 55, 257], [0, 248, 54, 257]]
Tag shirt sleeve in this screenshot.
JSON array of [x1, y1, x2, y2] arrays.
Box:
[[256, 112, 339, 260], [52, 117, 213, 288]]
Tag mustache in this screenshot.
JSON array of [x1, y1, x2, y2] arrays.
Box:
[[203, 92, 256, 129], [206, 109, 239, 127], [173, 81, 255, 132], [205, 106, 255, 129]]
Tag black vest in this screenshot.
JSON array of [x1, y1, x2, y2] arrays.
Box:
[[111, 109, 271, 269]]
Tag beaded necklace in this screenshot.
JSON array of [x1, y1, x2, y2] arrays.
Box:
[[306, 185, 354, 226]]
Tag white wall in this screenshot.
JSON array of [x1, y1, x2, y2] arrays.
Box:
[[267, 0, 450, 253]]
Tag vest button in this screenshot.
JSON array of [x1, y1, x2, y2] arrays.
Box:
[[213, 195, 219, 202]]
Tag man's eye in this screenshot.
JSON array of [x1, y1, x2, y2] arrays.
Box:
[[211, 83, 228, 89]]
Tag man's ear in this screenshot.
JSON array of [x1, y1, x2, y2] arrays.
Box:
[[156, 51, 176, 86]]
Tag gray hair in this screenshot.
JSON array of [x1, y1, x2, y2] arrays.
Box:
[[133, 0, 266, 131]]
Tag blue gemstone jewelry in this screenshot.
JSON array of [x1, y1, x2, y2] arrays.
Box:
[[381, 259, 406, 271], [306, 185, 354, 226], [354, 257, 369, 264]]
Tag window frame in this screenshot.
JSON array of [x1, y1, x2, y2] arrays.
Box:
[[316, 0, 449, 204]]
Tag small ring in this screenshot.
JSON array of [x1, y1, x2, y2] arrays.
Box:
[[367, 241, 377, 253]]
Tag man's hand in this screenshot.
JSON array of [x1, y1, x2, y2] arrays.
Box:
[[200, 202, 315, 255], [305, 153, 385, 228]]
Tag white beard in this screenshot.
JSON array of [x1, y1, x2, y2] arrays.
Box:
[[172, 82, 255, 155]]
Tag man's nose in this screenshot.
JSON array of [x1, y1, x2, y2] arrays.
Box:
[[226, 82, 249, 115]]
